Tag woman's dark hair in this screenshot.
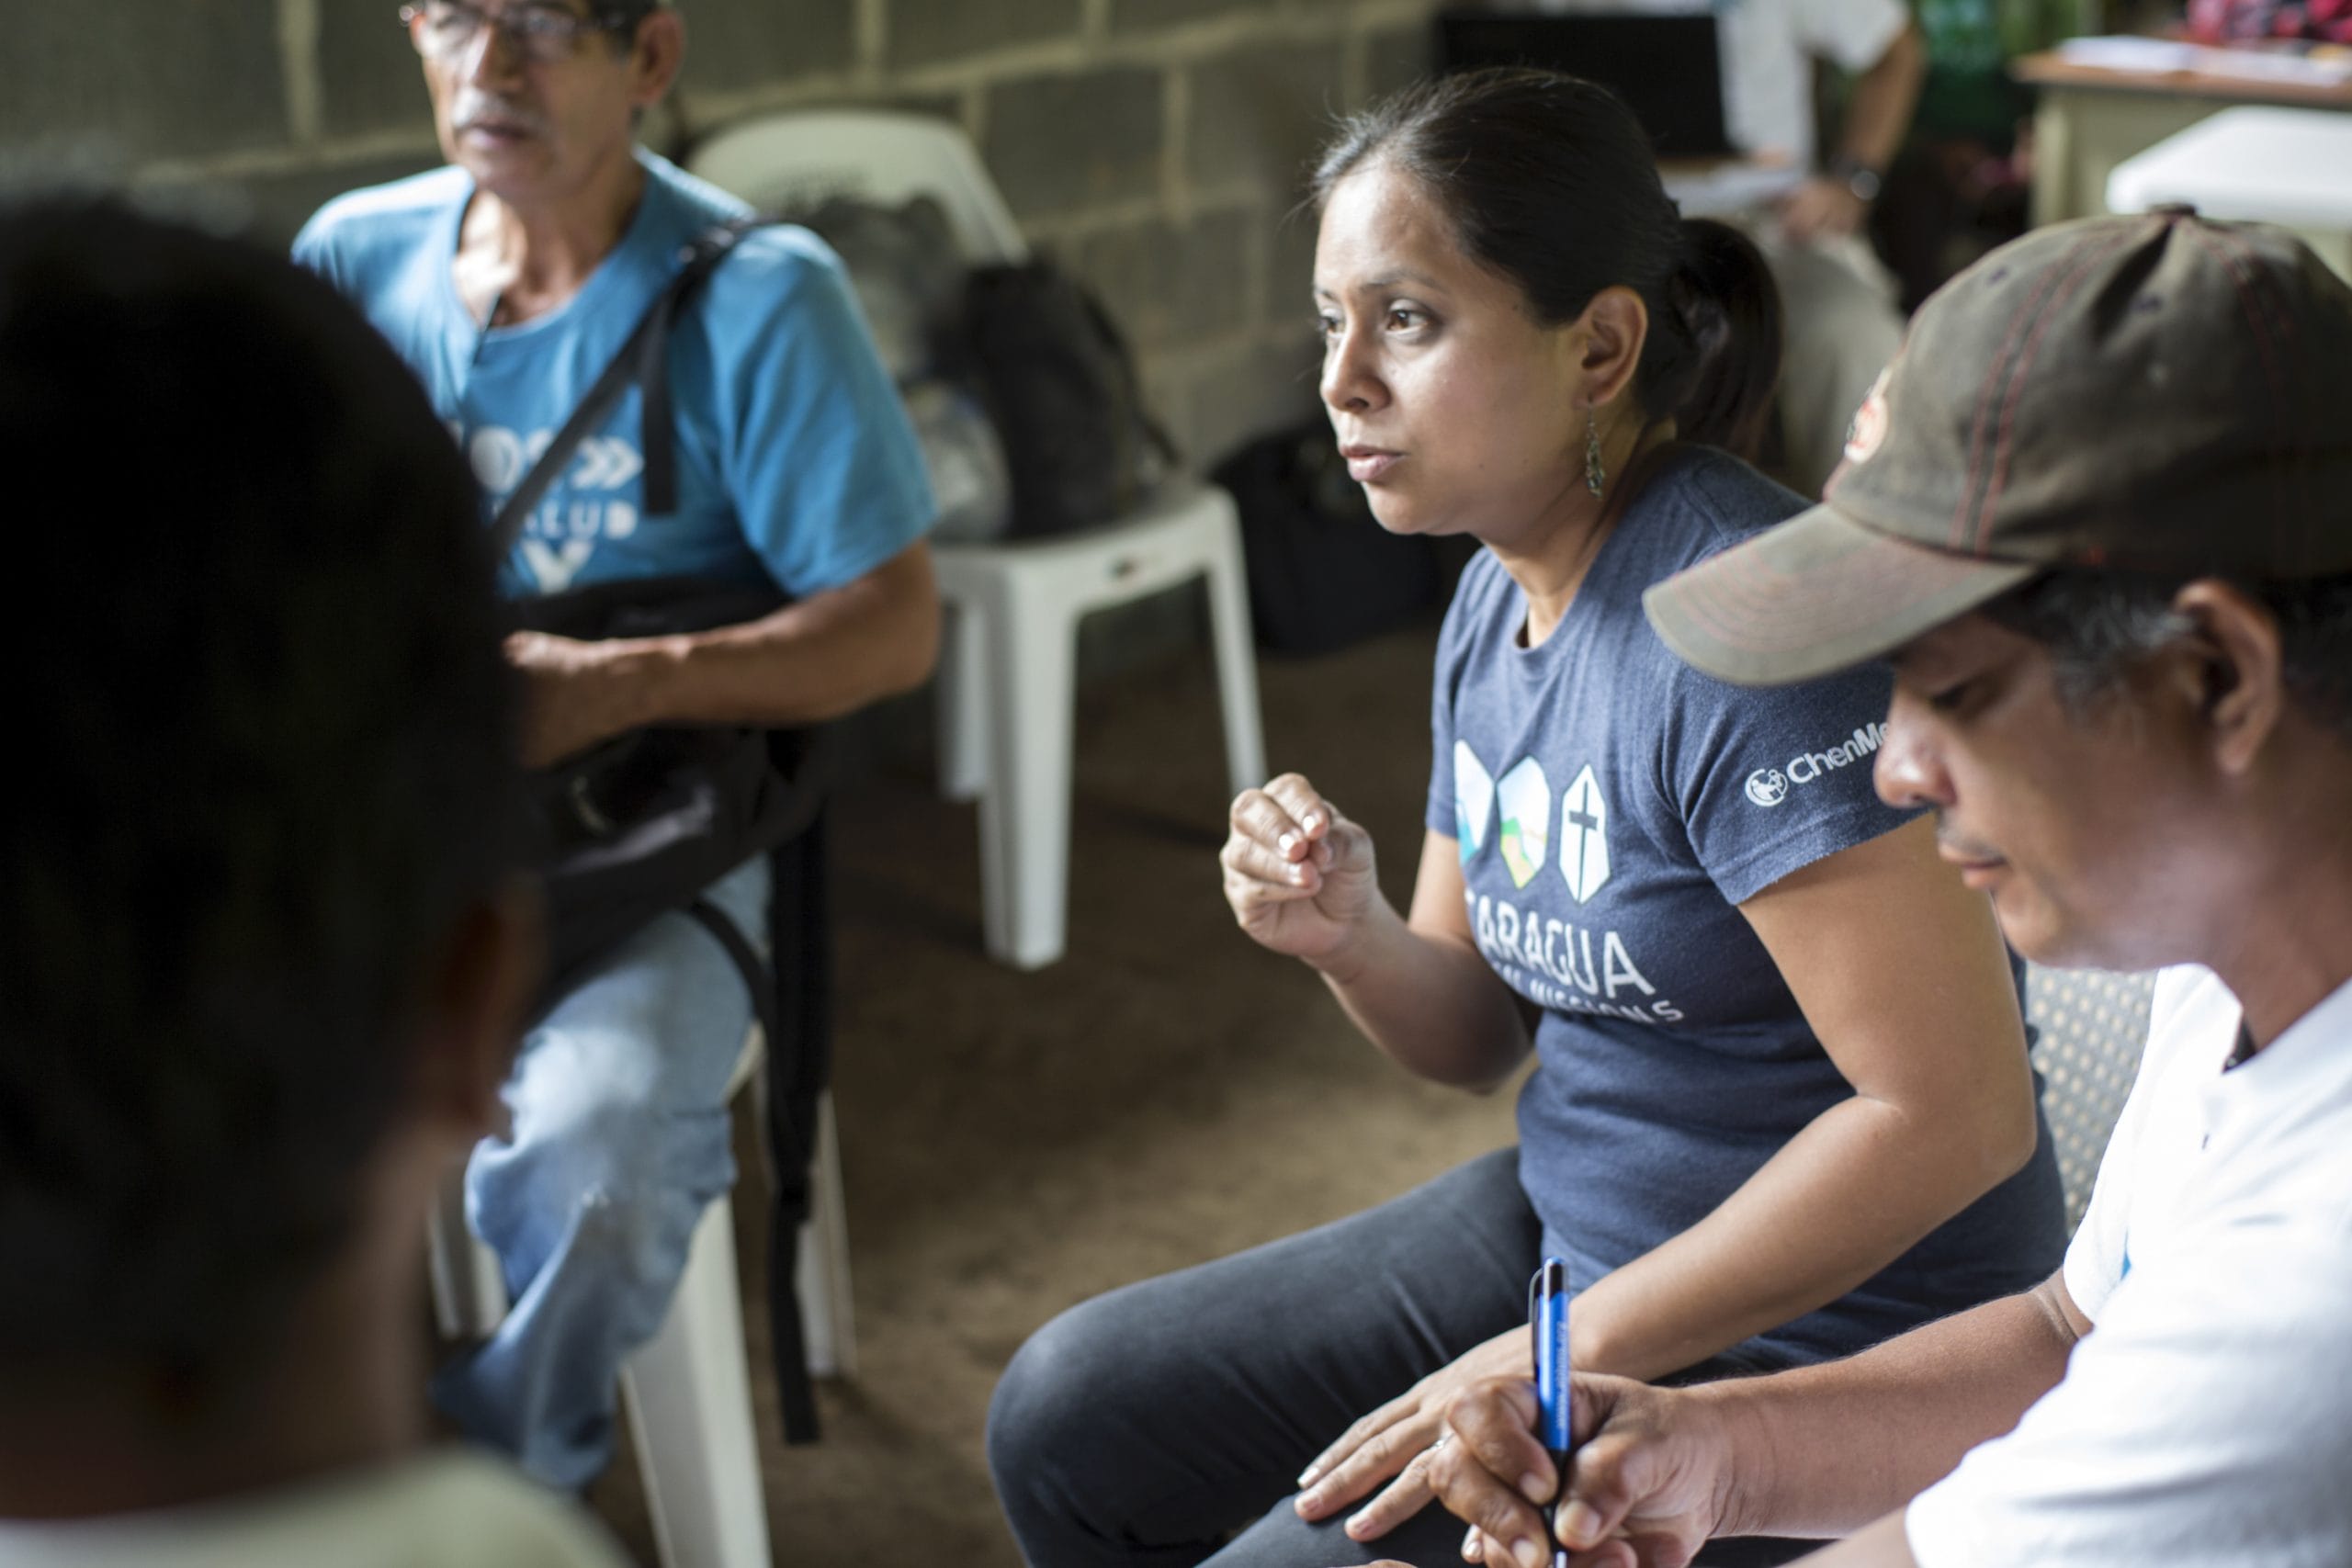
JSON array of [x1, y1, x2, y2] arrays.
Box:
[[1314, 68, 1782, 463]]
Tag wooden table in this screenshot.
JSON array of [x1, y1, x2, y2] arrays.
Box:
[[2012, 52, 2352, 228]]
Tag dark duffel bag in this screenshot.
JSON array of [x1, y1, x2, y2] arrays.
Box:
[[956, 259, 1174, 536]]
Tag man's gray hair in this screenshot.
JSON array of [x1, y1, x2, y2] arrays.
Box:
[[1981, 568, 2352, 741], [599, 0, 664, 54]]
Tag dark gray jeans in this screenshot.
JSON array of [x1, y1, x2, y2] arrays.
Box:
[[987, 1148, 1815, 1568]]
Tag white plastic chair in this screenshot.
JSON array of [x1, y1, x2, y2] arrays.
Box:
[[2023, 964, 2158, 1234], [688, 110, 1270, 969], [427, 1027, 854, 1568]]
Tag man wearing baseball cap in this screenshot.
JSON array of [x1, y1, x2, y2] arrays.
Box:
[[1371, 209, 2352, 1567]]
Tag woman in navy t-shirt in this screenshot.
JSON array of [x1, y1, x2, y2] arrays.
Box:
[[989, 68, 2064, 1568]]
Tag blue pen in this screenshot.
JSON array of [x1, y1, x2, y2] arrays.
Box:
[[1532, 1258, 1573, 1568]]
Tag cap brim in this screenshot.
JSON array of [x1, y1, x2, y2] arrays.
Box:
[[1643, 502, 2037, 687]]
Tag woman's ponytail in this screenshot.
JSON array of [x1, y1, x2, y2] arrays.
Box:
[[1650, 219, 1782, 464]]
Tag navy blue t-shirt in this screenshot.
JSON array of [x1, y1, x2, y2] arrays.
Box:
[[1429, 447, 2064, 1366]]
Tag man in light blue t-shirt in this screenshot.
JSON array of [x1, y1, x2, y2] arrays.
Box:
[[296, 0, 936, 1487]]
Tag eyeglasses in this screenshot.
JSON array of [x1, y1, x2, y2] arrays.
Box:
[[399, 1, 626, 65]]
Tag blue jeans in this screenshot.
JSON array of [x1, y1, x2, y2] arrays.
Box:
[[432, 853, 769, 1487]]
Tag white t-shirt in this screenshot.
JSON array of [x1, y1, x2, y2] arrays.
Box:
[[1905, 965, 2352, 1568], [1527, 0, 1910, 168], [0, 1450, 630, 1568]]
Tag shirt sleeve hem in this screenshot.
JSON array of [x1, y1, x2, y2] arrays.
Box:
[[1905, 1485, 1990, 1568], [754, 483, 935, 599], [1904, 1498, 1951, 1568], [1705, 801, 1915, 907], [2061, 1229, 2118, 1325]]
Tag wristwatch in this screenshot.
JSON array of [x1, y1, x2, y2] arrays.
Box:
[[1826, 153, 1884, 205]]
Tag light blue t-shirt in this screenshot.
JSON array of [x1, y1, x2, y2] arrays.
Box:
[[1430, 446, 2064, 1367], [294, 151, 933, 600]]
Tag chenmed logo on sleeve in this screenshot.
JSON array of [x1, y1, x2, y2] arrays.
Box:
[[1745, 722, 1889, 808]]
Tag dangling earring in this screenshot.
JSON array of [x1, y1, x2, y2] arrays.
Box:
[[1585, 412, 1606, 498]]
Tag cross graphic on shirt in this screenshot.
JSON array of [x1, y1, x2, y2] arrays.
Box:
[[1558, 763, 1611, 903]]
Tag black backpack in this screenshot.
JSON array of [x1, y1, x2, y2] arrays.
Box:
[[953, 260, 1175, 536], [490, 219, 835, 1443], [774, 194, 1175, 541]]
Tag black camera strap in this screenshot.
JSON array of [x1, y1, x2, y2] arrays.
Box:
[[485, 216, 847, 1443], [488, 219, 758, 555]]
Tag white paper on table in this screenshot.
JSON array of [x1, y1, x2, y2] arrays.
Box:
[[2055, 34, 2352, 86], [1661, 161, 1806, 218]]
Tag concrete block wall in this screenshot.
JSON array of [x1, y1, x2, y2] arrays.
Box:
[[2, 0, 1442, 468]]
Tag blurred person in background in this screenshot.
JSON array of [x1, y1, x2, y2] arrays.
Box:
[[1520, 0, 1928, 495], [1867, 0, 2077, 313]]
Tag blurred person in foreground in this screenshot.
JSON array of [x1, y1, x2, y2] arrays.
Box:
[[0, 197, 624, 1567], [1388, 209, 2352, 1568]]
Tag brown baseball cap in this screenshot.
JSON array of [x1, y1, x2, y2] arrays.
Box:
[[1644, 210, 2352, 687]]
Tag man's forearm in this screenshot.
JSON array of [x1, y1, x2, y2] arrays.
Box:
[[619, 541, 938, 729], [1837, 24, 1925, 174], [1701, 1278, 2079, 1539]]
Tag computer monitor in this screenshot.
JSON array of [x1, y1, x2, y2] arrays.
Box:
[[1434, 7, 1733, 160]]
